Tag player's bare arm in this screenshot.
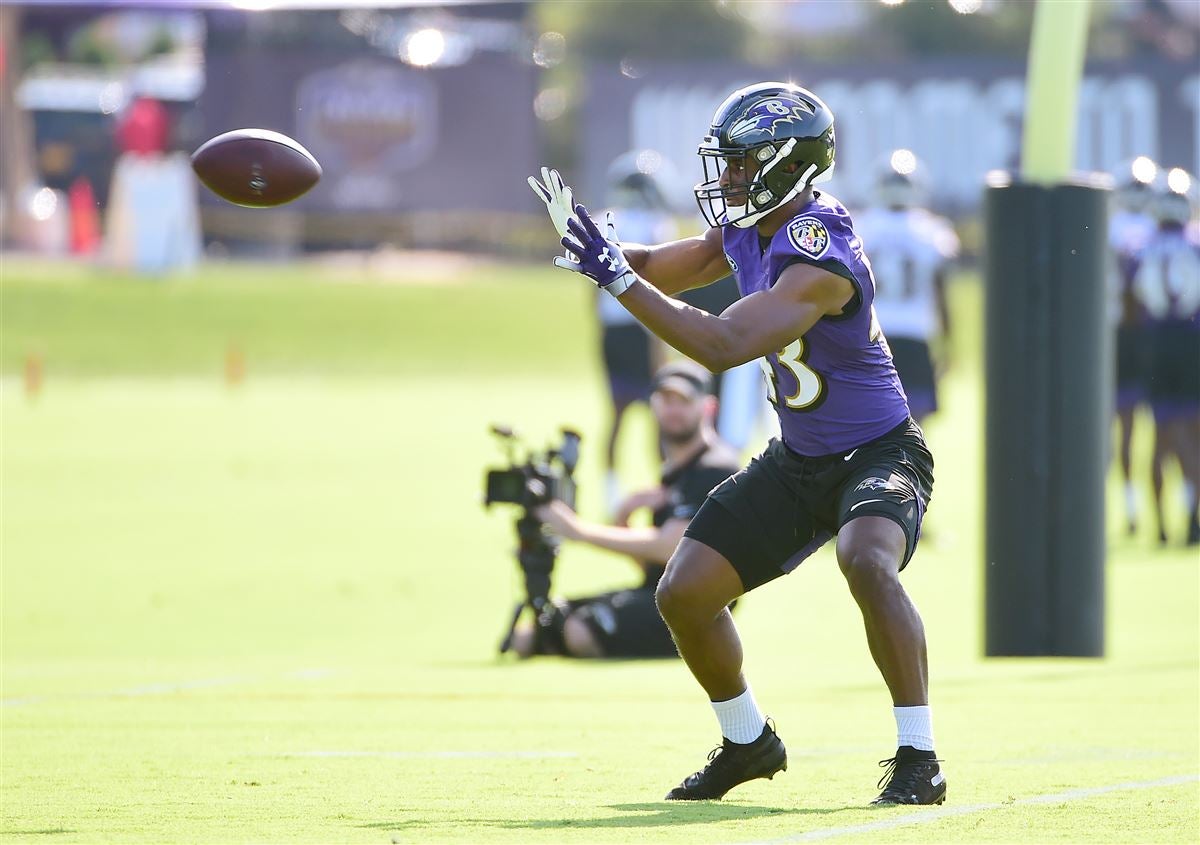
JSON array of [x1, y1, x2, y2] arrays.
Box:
[[617, 262, 853, 372], [622, 227, 730, 296], [550, 201, 852, 371]]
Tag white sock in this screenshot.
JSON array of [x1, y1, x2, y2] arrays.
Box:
[[1124, 481, 1138, 520], [711, 686, 766, 744], [894, 705, 935, 752]]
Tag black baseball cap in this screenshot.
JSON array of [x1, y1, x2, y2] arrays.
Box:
[[652, 360, 713, 399]]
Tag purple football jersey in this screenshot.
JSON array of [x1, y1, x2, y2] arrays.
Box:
[[721, 191, 910, 456]]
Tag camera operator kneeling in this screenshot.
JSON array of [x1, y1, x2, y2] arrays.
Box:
[[512, 361, 741, 658]]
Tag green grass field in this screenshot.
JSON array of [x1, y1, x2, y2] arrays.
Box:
[[2, 257, 1197, 843]]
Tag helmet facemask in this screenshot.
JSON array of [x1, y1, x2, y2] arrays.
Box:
[[695, 136, 833, 229]]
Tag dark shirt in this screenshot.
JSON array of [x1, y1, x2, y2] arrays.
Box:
[[641, 438, 742, 588]]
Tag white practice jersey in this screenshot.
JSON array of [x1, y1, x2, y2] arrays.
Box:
[[1133, 228, 1200, 323], [854, 207, 959, 342], [598, 207, 677, 326], [1109, 210, 1156, 255], [1107, 210, 1156, 325]]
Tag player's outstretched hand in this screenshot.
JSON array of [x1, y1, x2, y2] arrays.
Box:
[[555, 204, 638, 298], [527, 167, 574, 239]]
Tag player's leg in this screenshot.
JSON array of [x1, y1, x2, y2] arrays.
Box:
[[601, 324, 653, 513], [836, 516, 927, 707], [655, 539, 747, 699], [836, 514, 944, 806], [1115, 324, 1145, 535], [1151, 420, 1169, 545], [1172, 333, 1200, 543], [1183, 417, 1200, 545], [1117, 405, 1138, 534], [605, 398, 632, 508], [833, 421, 943, 805], [654, 448, 815, 801], [655, 537, 787, 800], [1167, 415, 1200, 544]]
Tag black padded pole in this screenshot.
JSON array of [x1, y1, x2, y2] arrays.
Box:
[[983, 177, 1109, 657]]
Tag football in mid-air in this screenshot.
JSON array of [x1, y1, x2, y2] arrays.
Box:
[[191, 129, 321, 208]]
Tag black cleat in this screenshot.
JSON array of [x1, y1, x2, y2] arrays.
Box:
[[870, 746, 946, 806], [664, 721, 787, 801]]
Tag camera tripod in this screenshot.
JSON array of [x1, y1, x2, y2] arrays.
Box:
[[497, 511, 561, 654]]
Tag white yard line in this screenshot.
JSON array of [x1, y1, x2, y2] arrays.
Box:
[[277, 750, 578, 760], [745, 773, 1200, 844], [1, 668, 332, 707]]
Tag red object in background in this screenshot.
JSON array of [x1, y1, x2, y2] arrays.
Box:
[[116, 97, 169, 155], [69, 176, 101, 254]]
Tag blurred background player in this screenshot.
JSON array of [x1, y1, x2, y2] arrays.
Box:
[[511, 361, 741, 658], [597, 151, 678, 512], [1132, 170, 1200, 545], [854, 150, 958, 426], [1109, 156, 1159, 535], [105, 96, 201, 277]]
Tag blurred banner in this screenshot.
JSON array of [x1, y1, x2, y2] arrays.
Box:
[[201, 52, 535, 215], [583, 58, 1198, 213]]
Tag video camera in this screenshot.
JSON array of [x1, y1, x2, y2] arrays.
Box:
[[484, 425, 580, 511], [483, 425, 581, 654]]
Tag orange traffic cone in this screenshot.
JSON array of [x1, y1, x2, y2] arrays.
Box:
[[225, 342, 245, 388], [24, 353, 43, 400]]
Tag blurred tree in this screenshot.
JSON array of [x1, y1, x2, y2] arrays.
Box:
[[1, 5, 40, 246], [20, 31, 55, 70], [870, 1, 1034, 57], [66, 26, 120, 67], [545, 0, 751, 60], [144, 26, 176, 60]]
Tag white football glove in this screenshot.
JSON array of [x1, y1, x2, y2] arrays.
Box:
[[527, 166, 574, 239]]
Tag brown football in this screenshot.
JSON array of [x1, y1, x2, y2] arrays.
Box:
[[191, 129, 321, 208]]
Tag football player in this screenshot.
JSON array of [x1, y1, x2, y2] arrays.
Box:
[[594, 152, 678, 512], [530, 82, 944, 805], [853, 151, 958, 425], [1131, 170, 1200, 545], [1109, 157, 1159, 536]]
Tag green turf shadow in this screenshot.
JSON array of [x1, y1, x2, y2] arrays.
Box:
[[359, 802, 854, 833]]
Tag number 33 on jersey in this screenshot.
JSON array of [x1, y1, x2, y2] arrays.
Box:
[[723, 193, 911, 455]]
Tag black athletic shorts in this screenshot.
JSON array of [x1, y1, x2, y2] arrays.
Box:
[[1115, 324, 1149, 409], [602, 324, 653, 406], [888, 338, 938, 418], [569, 588, 677, 658], [1146, 322, 1200, 420], [683, 417, 934, 592]]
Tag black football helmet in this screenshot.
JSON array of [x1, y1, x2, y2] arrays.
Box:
[[694, 82, 835, 229], [606, 149, 673, 211]]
